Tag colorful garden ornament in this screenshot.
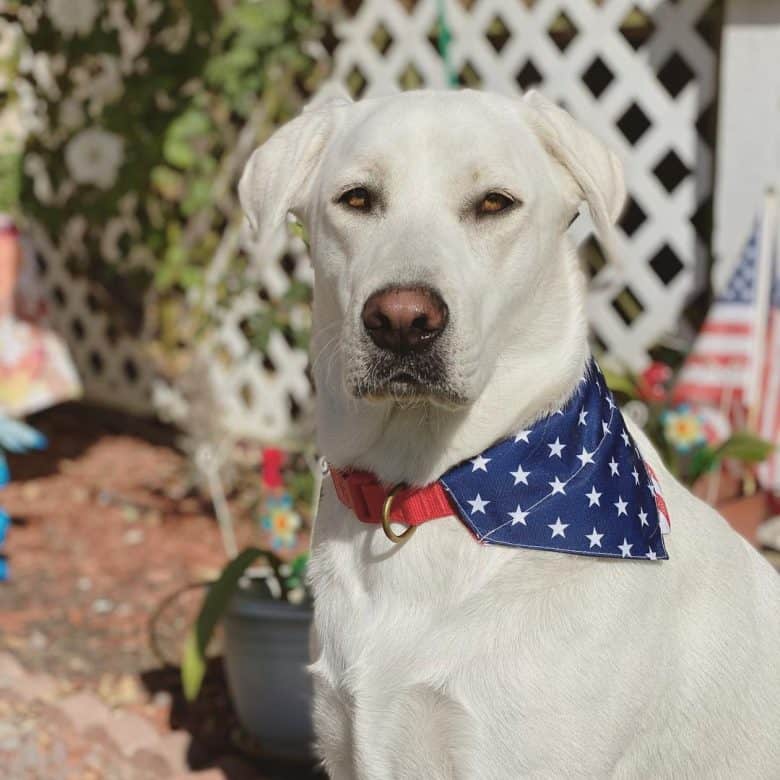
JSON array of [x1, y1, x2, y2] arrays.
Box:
[[0, 216, 81, 418], [0, 413, 46, 581], [260, 447, 303, 551]]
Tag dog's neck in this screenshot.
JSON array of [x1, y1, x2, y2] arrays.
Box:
[[313, 244, 590, 486]]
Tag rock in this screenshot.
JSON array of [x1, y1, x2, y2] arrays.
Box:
[[121, 505, 141, 523], [21, 482, 41, 500], [122, 528, 145, 546], [131, 747, 172, 776], [29, 630, 48, 651], [58, 692, 113, 734], [108, 709, 161, 758], [157, 730, 191, 774], [92, 598, 114, 614], [757, 515, 780, 551], [77, 576, 93, 592], [0, 653, 26, 688]]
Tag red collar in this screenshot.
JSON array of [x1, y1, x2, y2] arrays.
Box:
[[330, 468, 456, 527]]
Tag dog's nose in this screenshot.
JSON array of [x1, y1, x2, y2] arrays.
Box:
[[362, 286, 448, 354]]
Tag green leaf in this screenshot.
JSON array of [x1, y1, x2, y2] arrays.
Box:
[[714, 431, 776, 464], [600, 367, 637, 399], [289, 552, 309, 580], [688, 446, 719, 482], [181, 546, 266, 701], [180, 631, 205, 703]]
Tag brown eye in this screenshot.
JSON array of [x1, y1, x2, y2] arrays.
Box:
[[477, 192, 515, 216], [339, 187, 371, 212]]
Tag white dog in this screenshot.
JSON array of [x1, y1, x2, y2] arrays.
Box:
[[240, 89, 780, 779]]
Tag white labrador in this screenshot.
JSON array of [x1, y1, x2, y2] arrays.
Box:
[[240, 89, 780, 779]]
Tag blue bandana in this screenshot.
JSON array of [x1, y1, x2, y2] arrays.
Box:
[[439, 360, 670, 560]]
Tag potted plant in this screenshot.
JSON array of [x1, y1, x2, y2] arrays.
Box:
[[181, 446, 319, 759]]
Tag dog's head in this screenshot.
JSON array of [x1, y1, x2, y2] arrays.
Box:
[[240, 89, 624, 412]]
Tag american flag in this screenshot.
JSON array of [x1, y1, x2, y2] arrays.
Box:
[[758, 255, 780, 492], [674, 206, 780, 493]]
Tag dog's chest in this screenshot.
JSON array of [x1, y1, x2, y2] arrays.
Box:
[[308, 487, 671, 777]]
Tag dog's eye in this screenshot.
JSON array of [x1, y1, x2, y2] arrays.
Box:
[[477, 192, 515, 216], [338, 187, 372, 212]]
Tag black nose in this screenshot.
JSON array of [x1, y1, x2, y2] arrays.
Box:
[[362, 286, 448, 354]]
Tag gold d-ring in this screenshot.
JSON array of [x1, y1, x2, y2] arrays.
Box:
[[382, 484, 417, 544]]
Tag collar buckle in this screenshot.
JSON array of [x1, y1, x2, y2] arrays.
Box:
[[382, 484, 416, 544]]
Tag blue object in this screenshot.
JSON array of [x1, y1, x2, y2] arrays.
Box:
[[0, 416, 46, 583], [0, 508, 8, 544], [0, 416, 47, 454], [439, 359, 669, 561]]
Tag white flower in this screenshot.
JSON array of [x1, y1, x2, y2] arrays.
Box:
[[59, 98, 84, 130], [72, 55, 123, 113], [47, 0, 99, 39], [0, 18, 23, 61], [65, 128, 124, 190]]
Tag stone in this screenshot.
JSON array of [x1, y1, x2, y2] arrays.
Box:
[[157, 730, 191, 774], [0, 653, 26, 688], [108, 709, 161, 757], [58, 692, 113, 733]]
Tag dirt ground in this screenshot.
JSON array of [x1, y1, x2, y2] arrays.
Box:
[[0, 402, 322, 779]]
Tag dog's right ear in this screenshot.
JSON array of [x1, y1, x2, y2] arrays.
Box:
[[239, 91, 352, 240]]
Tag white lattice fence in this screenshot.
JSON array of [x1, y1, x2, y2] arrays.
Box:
[[332, 0, 720, 370], [18, 0, 721, 444]]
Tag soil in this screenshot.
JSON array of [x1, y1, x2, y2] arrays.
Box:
[[0, 401, 322, 779]]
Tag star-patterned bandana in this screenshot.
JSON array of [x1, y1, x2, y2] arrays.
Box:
[[439, 359, 670, 560]]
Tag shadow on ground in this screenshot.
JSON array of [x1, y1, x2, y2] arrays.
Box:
[[141, 661, 326, 780], [6, 401, 178, 482]]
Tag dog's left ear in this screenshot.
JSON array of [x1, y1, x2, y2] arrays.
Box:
[[239, 90, 352, 240], [523, 90, 625, 263]]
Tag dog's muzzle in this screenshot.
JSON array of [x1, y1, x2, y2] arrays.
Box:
[[350, 284, 461, 402]]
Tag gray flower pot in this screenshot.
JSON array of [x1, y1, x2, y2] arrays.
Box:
[[223, 582, 314, 759]]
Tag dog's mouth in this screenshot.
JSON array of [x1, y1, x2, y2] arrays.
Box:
[[351, 355, 467, 407]]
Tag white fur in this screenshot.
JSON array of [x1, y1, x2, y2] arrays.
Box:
[[240, 89, 780, 778]]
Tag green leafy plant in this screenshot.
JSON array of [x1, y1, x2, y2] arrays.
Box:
[[181, 549, 309, 701], [7, 0, 328, 353]]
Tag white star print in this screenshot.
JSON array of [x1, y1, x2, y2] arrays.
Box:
[[608, 457, 620, 477], [548, 476, 567, 495], [586, 528, 604, 548], [508, 506, 528, 526], [470, 454, 491, 472], [514, 429, 531, 443], [510, 464, 530, 486], [576, 447, 595, 467], [586, 486, 602, 507], [614, 496, 628, 516], [646, 550, 658, 560], [548, 437, 566, 458], [638, 508, 649, 527], [468, 494, 490, 515], [621, 431, 630, 447], [618, 538, 633, 558], [606, 396, 616, 410], [632, 467, 640, 485], [602, 421, 611, 435], [578, 409, 588, 426], [548, 517, 569, 538]]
